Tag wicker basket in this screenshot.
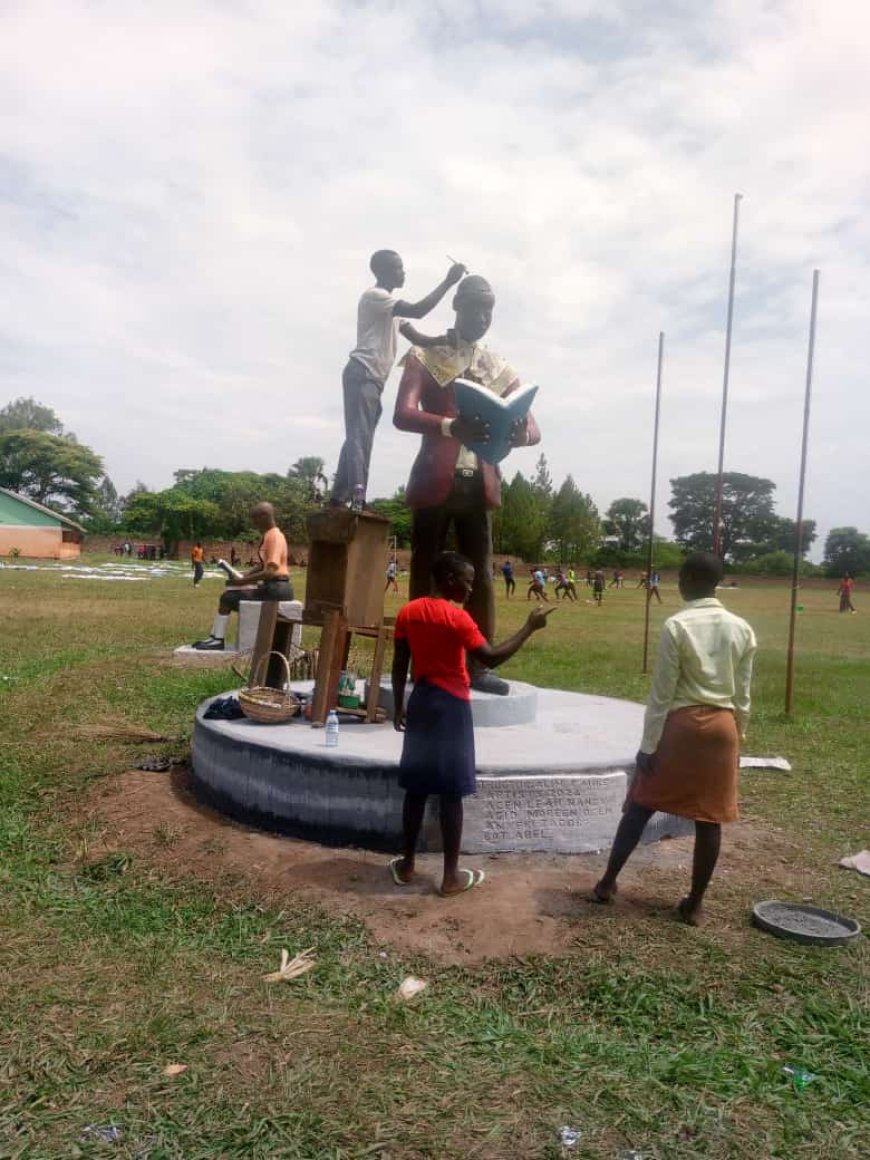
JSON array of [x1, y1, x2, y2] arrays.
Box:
[[239, 652, 301, 724]]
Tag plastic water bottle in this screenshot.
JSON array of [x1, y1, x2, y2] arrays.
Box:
[[351, 484, 364, 512], [325, 709, 339, 747]]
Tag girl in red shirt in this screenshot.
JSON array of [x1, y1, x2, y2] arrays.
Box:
[[390, 551, 552, 895]]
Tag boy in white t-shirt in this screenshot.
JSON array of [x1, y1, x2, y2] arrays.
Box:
[[331, 251, 465, 507]]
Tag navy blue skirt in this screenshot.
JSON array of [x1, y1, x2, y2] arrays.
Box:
[[398, 682, 477, 798]]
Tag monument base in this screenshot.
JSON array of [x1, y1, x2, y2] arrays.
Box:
[[190, 684, 693, 854]]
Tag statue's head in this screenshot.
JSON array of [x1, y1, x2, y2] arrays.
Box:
[[370, 249, 405, 291], [453, 276, 495, 343]]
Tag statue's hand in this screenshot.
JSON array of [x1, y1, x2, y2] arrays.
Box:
[[509, 418, 528, 448], [446, 262, 467, 285], [450, 414, 490, 445]]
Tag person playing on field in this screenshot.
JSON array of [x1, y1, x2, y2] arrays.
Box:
[[591, 552, 757, 925], [501, 558, 516, 598], [592, 568, 605, 606], [389, 551, 553, 895], [191, 542, 204, 588], [527, 567, 548, 602]]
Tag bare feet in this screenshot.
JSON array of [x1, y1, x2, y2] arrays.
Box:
[[590, 879, 618, 904], [676, 897, 703, 926]]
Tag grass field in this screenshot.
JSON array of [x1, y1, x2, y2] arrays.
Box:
[[0, 559, 867, 1159]]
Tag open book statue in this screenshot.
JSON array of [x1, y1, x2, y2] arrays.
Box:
[[453, 379, 539, 466]]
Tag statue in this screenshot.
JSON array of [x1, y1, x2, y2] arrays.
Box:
[[192, 502, 293, 650], [330, 250, 466, 508], [392, 275, 540, 694]]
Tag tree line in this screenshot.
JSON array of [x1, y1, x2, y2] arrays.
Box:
[[2, 396, 868, 576]]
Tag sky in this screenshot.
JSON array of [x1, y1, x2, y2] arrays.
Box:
[[2, 0, 869, 557]]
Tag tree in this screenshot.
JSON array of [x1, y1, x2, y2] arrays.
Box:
[[493, 472, 550, 561], [84, 475, 124, 533], [823, 527, 870, 577], [369, 487, 412, 548], [549, 476, 600, 562], [0, 430, 103, 517], [669, 472, 779, 562], [289, 457, 328, 503], [603, 498, 650, 554], [0, 396, 65, 436]]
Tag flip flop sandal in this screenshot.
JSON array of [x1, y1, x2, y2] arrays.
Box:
[[388, 857, 411, 886], [440, 868, 485, 897]]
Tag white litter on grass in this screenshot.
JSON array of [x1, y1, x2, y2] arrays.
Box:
[[740, 756, 792, 771], [838, 850, 870, 876], [396, 976, 428, 1000], [262, 947, 316, 983], [558, 1125, 582, 1148]]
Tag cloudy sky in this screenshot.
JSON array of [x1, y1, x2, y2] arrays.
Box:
[[2, 0, 868, 554]]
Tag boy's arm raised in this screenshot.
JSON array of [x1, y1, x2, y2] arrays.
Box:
[[392, 263, 466, 319]]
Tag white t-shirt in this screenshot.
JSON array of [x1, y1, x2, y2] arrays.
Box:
[[349, 287, 398, 384]]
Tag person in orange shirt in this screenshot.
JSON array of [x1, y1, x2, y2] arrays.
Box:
[[192, 503, 293, 651], [191, 542, 205, 587]]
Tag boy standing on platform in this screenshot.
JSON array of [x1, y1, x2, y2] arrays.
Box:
[[592, 552, 756, 924], [390, 551, 552, 896], [331, 252, 466, 507]]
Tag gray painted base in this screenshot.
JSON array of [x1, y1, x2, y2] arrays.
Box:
[[190, 684, 693, 854]]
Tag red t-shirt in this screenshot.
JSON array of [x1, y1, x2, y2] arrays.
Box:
[[394, 596, 487, 701]]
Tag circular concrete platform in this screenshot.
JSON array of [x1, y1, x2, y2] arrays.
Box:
[[190, 682, 692, 854]]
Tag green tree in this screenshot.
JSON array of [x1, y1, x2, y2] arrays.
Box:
[[0, 396, 65, 436], [603, 497, 650, 554], [0, 430, 103, 517], [549, 476, 600, 563], [669, 472, 779, 562], [494, 472, 549, 561], [84, 476, 123, 533], [823, 527, 870, 577], [289, 457, 328, 502], [369, 487, 412, 548]]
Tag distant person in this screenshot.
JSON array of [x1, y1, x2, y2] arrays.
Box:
[[123, 540, 131, 556], [385, 557, 399, 595], [191, 542, 204, 588], [191, 503, 293, 651], [637, 570, 648, 589], [648, 570, 663, 604], [501, 559, 516, 598], [330, 252, 467, 508], [592, 552, 757, 925], [592, 568, 605, 606], [554, 569, 576, 602], [389, 551, 553, 895], [230, 546, 239, 568], [838, 574, 856, 613], [585, 569, 594, 587], [608, 569, 620, 588], [528, 568, 548, 602]]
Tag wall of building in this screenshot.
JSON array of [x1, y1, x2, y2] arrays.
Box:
[[0, 525, 79, 559]]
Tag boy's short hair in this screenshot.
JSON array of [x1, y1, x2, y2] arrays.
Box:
[[680, 551, 724, 589], [432, 550, 472, 587], [370, 249, 400, 277]]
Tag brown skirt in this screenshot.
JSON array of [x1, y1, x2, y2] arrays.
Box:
[[630, 705, 739, 823]]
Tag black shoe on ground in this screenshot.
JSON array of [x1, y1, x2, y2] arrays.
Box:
[[192, 636, 225, 651], [470, 668, 510, 696]]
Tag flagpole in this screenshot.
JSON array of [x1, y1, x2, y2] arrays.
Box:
[[785, 270, 820, 716], [643, 331, 664, 674], [713, 193, 742, 557]]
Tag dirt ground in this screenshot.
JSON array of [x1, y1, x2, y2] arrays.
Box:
[[81, 767, 806, 964]]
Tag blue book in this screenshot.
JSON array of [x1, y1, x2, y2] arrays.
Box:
[[452, 379, 539, 466]]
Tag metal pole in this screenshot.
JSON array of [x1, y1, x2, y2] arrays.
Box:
[[643, 331, 665, 674], [713, 193, 742, 557], [785, 270, 820, 716]]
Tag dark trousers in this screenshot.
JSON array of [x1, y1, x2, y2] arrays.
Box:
[[218, 578, 294, 614], [410, 475, 494, 642], [331, 358, 383, 504]]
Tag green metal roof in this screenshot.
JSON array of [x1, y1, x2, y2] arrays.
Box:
[[0, 488, 85, 532]]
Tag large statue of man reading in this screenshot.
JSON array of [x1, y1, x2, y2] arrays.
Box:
[[393, 275, 540, 695]]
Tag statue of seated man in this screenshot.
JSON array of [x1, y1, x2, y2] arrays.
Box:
[[392, 275, 540, 695], [192, 502, 294, 651]]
